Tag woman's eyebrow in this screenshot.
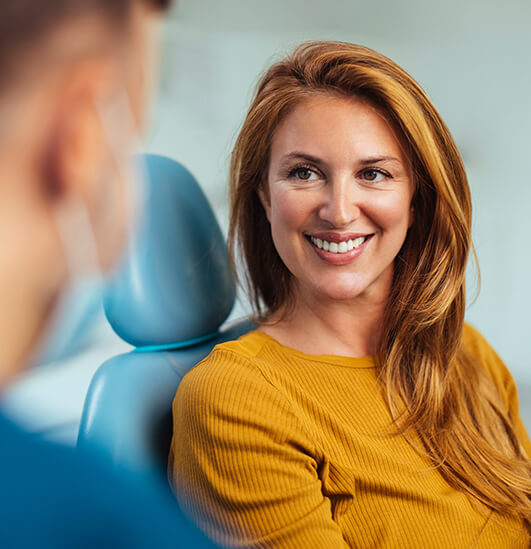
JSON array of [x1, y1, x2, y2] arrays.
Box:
[[279, 151, 324, 165], [281, 151, 402, 165], [278, 152, 403, 168], [358, 155, 402, 166]]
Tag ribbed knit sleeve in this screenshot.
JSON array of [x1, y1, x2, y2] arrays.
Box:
[[169, 348, 349, 548]]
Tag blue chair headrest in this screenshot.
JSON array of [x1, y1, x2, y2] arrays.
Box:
[[104, 154, 235, 349]]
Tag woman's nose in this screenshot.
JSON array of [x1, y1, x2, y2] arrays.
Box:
[[318, 175, 361, 228]]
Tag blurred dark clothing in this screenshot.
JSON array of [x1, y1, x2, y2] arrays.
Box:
[[0, 411, 215, 548]]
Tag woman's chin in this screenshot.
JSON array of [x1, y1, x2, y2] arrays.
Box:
[[312, 284, 369, 303]]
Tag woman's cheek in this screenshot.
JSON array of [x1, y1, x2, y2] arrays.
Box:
[[367, 192, 412, 232], [272, 188, 316, 229]]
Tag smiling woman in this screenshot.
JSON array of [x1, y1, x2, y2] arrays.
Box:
[[169, 41, 531, 548]]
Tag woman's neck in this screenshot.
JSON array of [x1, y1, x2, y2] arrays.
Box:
[[259, 283, 389, 358]]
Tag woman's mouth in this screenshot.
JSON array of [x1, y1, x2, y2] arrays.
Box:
[[308, 234, 372, 254], [305, 233, 373, 265]]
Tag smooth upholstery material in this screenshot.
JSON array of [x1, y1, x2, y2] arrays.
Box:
[[77, 154, 253, 485], [104, 154, 235, 348], [78, 320, 253, 483]]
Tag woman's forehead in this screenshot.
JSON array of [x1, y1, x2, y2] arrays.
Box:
[[269, 94, 411, 168]]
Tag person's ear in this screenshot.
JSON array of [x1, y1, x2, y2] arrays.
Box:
[[408, 205, 414, 228], [257, 184, 271, 222], [41, 59, 118, 204]]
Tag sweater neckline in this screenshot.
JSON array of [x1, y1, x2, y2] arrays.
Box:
[[248, 330, 376, 369]]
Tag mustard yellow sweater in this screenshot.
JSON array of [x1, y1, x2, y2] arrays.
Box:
[[169, 324, 531, 548]]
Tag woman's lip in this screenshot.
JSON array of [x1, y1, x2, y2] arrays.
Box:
[[307, 234, 373, 265], [306, 231, 372, 242]]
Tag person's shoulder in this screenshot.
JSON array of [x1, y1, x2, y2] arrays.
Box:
[[213, 329, 269, 360], [175, 331, 291, 419], [462, 322, 504, 367], [180, 330, 270, 388], [0, 413, 211, 548], [462, 321, 491, 349], [461, 322, 515, 402]]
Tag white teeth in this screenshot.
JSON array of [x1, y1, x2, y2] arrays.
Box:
[[352, 236, 364, 248], [310, 235, 368, 254]]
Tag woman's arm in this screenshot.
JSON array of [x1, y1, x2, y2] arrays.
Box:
[[169, 349, 349, 548]]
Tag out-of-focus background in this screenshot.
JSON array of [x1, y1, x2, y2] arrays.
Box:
[[3, 0, 530, 443]]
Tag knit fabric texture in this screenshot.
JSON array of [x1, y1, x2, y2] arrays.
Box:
[[169, 323, 530, 548]]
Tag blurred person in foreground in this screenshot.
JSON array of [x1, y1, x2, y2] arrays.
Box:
[[0, 1, 214, 547]]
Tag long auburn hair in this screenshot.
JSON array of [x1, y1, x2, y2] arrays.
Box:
[[228, 41, 531, 529]]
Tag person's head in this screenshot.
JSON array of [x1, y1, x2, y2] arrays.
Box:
[[0, 0, 172, 381], [230, 41, 531, 527], [229, 40, 470, 323]]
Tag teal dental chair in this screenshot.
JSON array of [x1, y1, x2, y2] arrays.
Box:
[[77, 154, 253, 488]]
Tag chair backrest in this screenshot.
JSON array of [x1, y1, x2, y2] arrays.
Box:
[[77, 154, 253, 486]]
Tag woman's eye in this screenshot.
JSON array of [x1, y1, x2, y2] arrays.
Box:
[[291, 167, 317, 181], [361, 169, 388, 182]]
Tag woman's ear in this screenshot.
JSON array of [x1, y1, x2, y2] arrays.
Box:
[[257, 184, 271, 223], [408, 205, 414, 228]]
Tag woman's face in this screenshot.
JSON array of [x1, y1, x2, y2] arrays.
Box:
[[262, 94, 414, 306]]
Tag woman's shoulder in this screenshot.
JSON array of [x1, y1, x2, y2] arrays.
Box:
[[461, 322, 517, 406], [212, 329, 270, 360], [462, 322, 493, 358], [462, 322, 505, 369], [462, 323, 531, 456], [176, 330, 280, 405], [174, 330, 307, 437]]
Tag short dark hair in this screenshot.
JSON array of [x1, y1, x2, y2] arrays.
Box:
[[0, 0, 172, 90]]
